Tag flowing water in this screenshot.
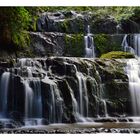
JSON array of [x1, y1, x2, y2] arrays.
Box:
[[133, 34, 140, 57], [121, 34, 140, 57], [0, 57, 140, 129], [121, 34, 135, 54], [84, 25, 95, 58], [125, 59, 140, 116], [0, 72, 10, 118]]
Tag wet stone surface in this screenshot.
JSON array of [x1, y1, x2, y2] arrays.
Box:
[[0, 128, 140, 134]]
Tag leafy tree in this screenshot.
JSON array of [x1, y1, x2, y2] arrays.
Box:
[[0, 7, 31, 49]]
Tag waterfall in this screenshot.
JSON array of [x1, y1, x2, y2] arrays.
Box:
[[102, 100, 108, 117], [42, 75, 63, 124], [66, 82, 80, 121], [24, 80, 34, 118], [121, 34, 140, 57], [84, 25, 95, 58], [116, 24, 122, 34], [0, 57, 128, 127], [32, 79, 42, 118], [15, 58, 44, 126], [0, 72, 10, 118], [100, 83, 108, 117], [125, 59, 140, 116], [133, 34, 140, 57], [121, 34, 135, 54], [76, 72, 88, 117]]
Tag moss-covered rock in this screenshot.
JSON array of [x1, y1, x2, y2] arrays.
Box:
[[64, 34, 84, 57], [100, 51, 135, 59], [94, 34, 122, 57]]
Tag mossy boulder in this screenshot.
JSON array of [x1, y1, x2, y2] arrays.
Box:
[[94, 34, 123, 57], [100, 51, 135, 59], [64, 34, 84, 57]]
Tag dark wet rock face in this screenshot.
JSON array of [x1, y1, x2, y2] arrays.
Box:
[[91, 16, 117, 34], [36, 12, 118, 34], [36, 11, 140, 34], [0, 57, 132, 127], [120, 19, 140, 33], [36, 11, 85, 34], [30, 32, 65, 57]]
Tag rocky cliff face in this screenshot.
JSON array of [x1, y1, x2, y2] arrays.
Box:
[[0, 57, 131, 127], [30, 32, 66, 57], [36, 11, 140, 34], [36, 11, 118, 34], [27, 11, 140, 57]]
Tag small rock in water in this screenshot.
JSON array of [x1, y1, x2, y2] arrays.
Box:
[[104, 129, 111, 133], [119, 129, 131, 133], [128, 118, 133, 122], [98, 128, 105, 133], [110, 128, 119, 133], [118, 118, 128, 122], [132, 129, 140, 134], [94, 118, 117, 122]]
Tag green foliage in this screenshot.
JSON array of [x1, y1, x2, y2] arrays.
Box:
[[65, 34, 84, 57], [0, 7, 31, 48], [100, 51, 135, 59], [94, 34, 122, 56], [1, 6, 140, 54], [34, 7, 98, 12]]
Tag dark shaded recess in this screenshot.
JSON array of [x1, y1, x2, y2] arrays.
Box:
[[104, 82, 132, 116], [86, 78, 100, 117], [0, 27, 18, 56], [7, 75, 25, 121], [91, 17, 117, 34], [41, 81, 52, 124], [57, 79, 75, 123], [120, 19, 140, 33]]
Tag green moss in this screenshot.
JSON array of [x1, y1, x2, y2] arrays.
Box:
[[57, 17, 84, 33], [58, 19, 70, 33], [64, 34, 84, 57], [94, 34, 122, 57], [100, 51, 135, 59]]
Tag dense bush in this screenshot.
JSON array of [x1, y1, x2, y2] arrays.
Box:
[[0, 7, 31, 49], [0, 6, 140, 55]]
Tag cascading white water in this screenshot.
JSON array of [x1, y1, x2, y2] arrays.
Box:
[[96, 69, 108, 118], [42, 75, 63, 123], [133, 34, 140, 57], [0, 72, 10, 118], [32, 79, 42, 118], [76, 72, 88, 117], [100, 83, 108, 117], [15, 58, 44, 125], [125, 59, 140, 116], [0, 57, 116, 127], [49, 85, 56, 123], [53, 84, 63, 123], [24, 80, 34, 118], [102, 99, 108, 117], [121, 34, 135, 54], [84, 25, 95, 58], [121, 34, 129, 52], [116, 24, 122, 34]]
